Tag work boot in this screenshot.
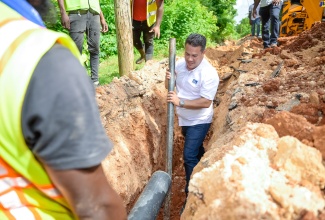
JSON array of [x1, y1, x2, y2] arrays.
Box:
[[146, 53, 153, 62], [270, 43, 277, 48], [136, 48, 145, 64]]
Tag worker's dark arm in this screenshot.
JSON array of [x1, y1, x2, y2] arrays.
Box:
[[44, 164, 127, 220], [155, 0, 164, 28], [253, 0, 261, 18], [57, 0, 70, 29], [99, 8, 108, 32], [151, 0, 164, 38], [23, 45, 126, 219], [254, 0, 261, 7]]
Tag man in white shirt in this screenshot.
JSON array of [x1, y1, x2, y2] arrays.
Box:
[[249, 3, 261, 37], [165, 34, 219, 202], [253, 0, 283, 48]]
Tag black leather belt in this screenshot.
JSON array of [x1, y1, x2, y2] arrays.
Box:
[[68, 9, 88, 15], [68, 9, 99, 15]]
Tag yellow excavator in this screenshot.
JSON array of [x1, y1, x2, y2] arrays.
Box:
[[280, 0, 325, 37]]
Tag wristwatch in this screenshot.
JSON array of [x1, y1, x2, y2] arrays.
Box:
[[179, 99, 185, 108]]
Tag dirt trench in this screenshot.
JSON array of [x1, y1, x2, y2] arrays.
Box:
[[96, 22, 325, 219]]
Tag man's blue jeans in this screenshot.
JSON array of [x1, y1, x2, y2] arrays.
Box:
[[69, 11, 100, 82], [182, 123, 211, 195], [259, 3, 282, 48], [251, 17, 261, 37]]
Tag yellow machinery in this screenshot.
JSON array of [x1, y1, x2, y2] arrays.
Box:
[[280, 0, 325, 37]]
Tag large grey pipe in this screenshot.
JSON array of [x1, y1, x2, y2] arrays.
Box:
[[164, 38, 176, 220], [128, 171, 171, 220]]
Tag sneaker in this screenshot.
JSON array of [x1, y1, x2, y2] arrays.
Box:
[[136, 56, 145, 64], [270, 43, 277, 48], [93, 81, 99, 87]]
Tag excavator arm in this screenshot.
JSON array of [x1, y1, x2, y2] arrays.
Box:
[[280, 0, 325, 37]]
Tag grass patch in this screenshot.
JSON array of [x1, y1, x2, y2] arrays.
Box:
[[98, 56, 120, 85]]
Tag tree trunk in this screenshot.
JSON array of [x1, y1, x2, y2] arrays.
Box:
[[114, 0, 134, 76]]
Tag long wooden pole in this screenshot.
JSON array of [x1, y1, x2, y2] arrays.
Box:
[[113, 0, 134, 76]]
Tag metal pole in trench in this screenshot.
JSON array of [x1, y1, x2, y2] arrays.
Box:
[[164, 38, 176, 220]]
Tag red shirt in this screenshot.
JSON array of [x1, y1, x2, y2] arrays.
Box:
[[133, 0, 147, 21]]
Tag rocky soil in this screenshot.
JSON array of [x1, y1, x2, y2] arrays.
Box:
[[96, 22, 325, 219]]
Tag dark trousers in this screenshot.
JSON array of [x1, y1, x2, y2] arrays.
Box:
[[251, 17, 261, 37], [69, 11, 100, 82], [182, 123, 211, 195], [259, 3, 282, 48], [132, 19, 154, 60]]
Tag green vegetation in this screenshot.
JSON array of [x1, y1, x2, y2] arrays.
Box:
[[199, 0, 238, 43], [235, 17, 251, 38], [49, 0, 250, 85], [156, 0, 217, 49]]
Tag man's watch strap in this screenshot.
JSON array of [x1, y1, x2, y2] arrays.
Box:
[[179, 99, 185, 107]]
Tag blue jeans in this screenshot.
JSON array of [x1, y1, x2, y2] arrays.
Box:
[[251, 17, 261, 37], [132, 20, 155, 61], [182, 123, 211, 195], [69, 11, 100, 82], [259, 3, 282, 48]]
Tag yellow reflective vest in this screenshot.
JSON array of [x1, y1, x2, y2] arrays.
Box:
[[64, 0, 100, 14], [131, 0, 158, 27], [0, 2, 81, 219]]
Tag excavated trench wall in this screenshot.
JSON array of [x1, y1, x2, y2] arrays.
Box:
[[96, 23, 325, 220], [96, 61, 174, 210]]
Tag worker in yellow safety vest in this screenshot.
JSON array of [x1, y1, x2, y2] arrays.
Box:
[[57, 0, 109, 87], [131, 0, 164, 64], [0, 0, 126, 219]]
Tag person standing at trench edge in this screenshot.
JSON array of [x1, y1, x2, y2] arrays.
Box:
[[165, 33, 219, 208], [131, 0, 164, 64], [249, 2, 261, 37], [253, 0, 283, 48], [58, 0, 108, 86]]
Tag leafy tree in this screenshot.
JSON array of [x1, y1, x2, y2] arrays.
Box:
[[98, 1, 118, 58], [199, 0, 237, 43], [235, 17, 251, 38], [156, 0, 217, 50]]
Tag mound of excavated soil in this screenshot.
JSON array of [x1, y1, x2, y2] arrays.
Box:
[[96, 22, 325, 219]]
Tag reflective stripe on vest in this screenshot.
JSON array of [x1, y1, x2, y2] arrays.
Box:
[[0, 2, 81, 219], [147, 0, 157, 26]]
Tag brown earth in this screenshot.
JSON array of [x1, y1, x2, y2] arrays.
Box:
[[97, 22, 325, 219]]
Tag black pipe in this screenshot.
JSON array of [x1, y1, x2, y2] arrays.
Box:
[[164, 38, 176, 220], [128, 171, 171, 220]]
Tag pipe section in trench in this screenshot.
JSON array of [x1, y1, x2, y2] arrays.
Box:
[[128, 171, 171, 220]]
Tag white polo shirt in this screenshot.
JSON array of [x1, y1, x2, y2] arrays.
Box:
[[175, 58, 219, 126]]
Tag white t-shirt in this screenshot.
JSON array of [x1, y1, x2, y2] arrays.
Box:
[[260, 0, 283, 7], [249, 3, 260, 20], [175, 58, 219, 126]]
